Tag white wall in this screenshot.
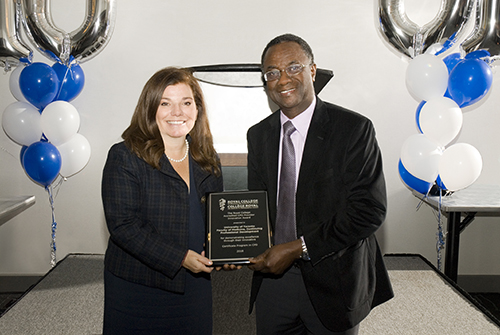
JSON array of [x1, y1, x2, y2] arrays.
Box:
[[1, 0, 500, 276]]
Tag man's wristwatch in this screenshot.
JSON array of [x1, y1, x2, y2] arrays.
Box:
[[300, 236, 310, 261]]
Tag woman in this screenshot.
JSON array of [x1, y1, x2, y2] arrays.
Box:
[[101, 67, 222, 334]]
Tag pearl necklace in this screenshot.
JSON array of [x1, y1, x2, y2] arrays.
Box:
[[166, 139, 189, 163]]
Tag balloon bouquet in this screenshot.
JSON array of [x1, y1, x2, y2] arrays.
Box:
[[378, 0, 498, 269], [0, 0, 116, 267], [378, 0, 500, 194]]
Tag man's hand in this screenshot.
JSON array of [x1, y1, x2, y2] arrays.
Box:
[[215, 264, 243, 271], [248, 239, 302, 274]]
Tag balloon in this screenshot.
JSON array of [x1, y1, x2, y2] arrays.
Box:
[[20, 145, 28, 168], [418, 97, 463, 147], [378, 0, 418, 58], [436, 175, 447, 191], [461, 0, 500, 62], [400, 134, 443, 183], [465, 50, 490, 60], [19, 62, 60, 110], [438, 143, 483, 191], [443, 53, 462, 73], [2, 101, 42, 146], [406, 54, 448, 101], [421, 0, 474, 55], [0, 0, 33, 70], [448, 58, 493, 107], [398, 159, 433, 195], [443, 53, 462, 99], [52, 61, 85, 102], [40, 101, 80, 146], [22, 0, 116, 65], [9, 63, 29, 102], [23, 141, 61, 187], [57, 134, 91, 177], [22, 0, 70, 64], [415, 101, 425, 133], [377, 0, 474, 58], [69, 0, 117, 64]]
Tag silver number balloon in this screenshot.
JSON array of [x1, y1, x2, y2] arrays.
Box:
[[422, 0, 474, 55], [461, 0, 500, 63], [378, 0, 474, 58], [22, 0, 70, 64], [69, 0, 117, 64], [0, 0, 33, 71], [21, 0, 116, 65], [378, 0, 419, 58]]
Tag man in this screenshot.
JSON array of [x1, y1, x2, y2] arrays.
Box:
[[247, 33, 393, 334]]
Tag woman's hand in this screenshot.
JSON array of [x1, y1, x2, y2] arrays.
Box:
[[182, 250, 214, 273]]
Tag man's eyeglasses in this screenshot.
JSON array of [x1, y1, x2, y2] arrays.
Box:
[[263, 64, 309, 82]]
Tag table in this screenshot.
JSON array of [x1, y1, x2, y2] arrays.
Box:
[[412, 184, 500, 282], [0, 196, 36, 227]]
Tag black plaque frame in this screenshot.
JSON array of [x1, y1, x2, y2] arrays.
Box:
[[206, 190, 271, 265]]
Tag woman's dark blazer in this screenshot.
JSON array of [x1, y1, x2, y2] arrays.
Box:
[[247, 98, 394, 331], [102, 142, 223, 293]]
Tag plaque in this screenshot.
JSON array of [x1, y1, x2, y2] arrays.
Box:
[[206, 190, 271, 265]]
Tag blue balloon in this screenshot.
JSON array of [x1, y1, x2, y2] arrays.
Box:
[[52, 61, 85, 102], [435, 32, 457, 56], [436, 175, 447, 190], [22, 141, 61, 187], [415, 101, 426, 133], [443, 52, 461, 73], [448, 58, 493, 107], [20, 145, 28, 168], [427, 175, 448, 196], [465, 49, 490, 60], [19, 62, 60, 110], [398, 159, 432, 194], [443, 53, 462, 99]]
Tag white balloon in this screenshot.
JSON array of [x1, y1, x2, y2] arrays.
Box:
[[406, 54, 449, 101], [419, 97, 463, 147], [57, 133, 91, 177], [9, 64, 29, 102], [40, 101, 80, 146], [438, 143, 482, 191], [2, 101, 42, 146], [400, 134, 443, 183]]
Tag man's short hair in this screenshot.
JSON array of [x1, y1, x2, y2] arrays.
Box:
[[261, 33, 315, 67]]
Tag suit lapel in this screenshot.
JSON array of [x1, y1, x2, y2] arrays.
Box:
[[296, 99, 330, 218], [262, 112, 281, 226], [267, 112, 281, 189]]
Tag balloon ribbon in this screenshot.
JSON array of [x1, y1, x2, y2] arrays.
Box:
[[46, 185, 57, 268], [416, 188, 446, 271], [436, 190, 445, 271]]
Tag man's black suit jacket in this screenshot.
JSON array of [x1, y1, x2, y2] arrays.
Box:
[[247, 98, 393, 331]]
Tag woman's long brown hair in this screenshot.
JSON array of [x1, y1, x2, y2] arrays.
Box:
[[122, 67, 220, 176]]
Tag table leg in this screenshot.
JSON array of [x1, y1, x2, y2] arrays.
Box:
[[444, 211, 461, 282]]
